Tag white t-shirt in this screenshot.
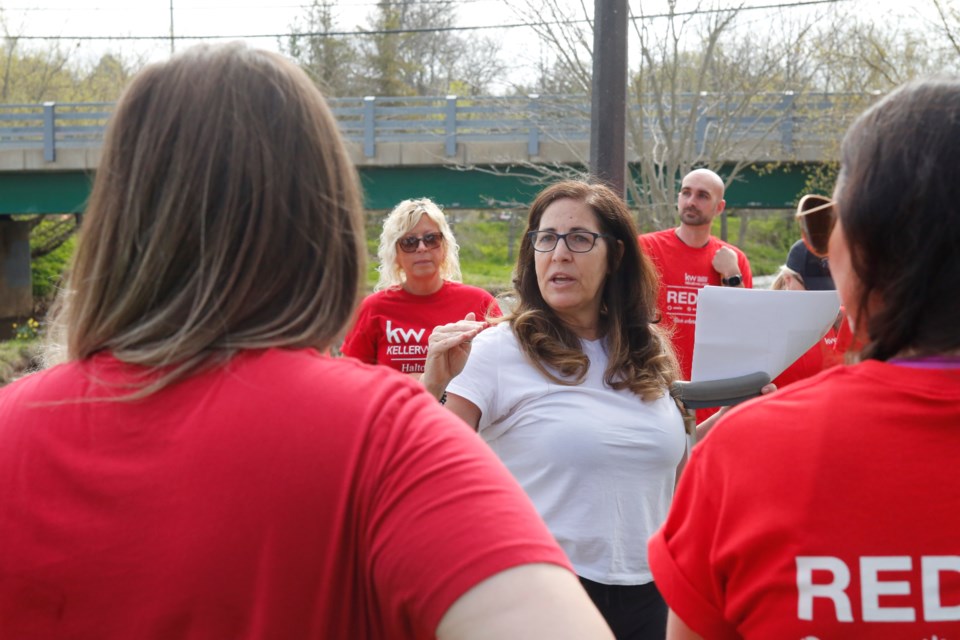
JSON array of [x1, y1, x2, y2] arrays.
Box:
[[447, 322, 686, 585]]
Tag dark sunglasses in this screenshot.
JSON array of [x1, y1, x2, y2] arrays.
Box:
[[796, 194, 835, 258], [397, 232, 443, 253]]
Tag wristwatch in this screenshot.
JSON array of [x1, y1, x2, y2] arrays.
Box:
[[722, 274, 743, 287]]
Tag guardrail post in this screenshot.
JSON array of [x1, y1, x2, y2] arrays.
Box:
[[445, 95, 457, 157], [43, 102, 56, 162], [695, 114, 708, 156], [779, 91, 795, 154], [527, 94, 540, 156], [693, 92, 711, 155], [363, 96, 375, 158]]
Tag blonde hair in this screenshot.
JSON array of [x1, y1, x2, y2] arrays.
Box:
[[770, 265, 804, 291], [375, 198, 462, 291], [508, 180, 679, 401], [45, 43, 365, 396]]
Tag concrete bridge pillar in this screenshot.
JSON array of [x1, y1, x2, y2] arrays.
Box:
[[0, 218, 32, 323]]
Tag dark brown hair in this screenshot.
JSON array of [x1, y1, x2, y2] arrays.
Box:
[[508, 180, 678, 400], [47, 43, 365, 393], [836, 77, 960, 360]]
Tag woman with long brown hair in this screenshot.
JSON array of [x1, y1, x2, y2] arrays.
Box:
[[0, 43, 612, 640], [423, 180, 687, 639]]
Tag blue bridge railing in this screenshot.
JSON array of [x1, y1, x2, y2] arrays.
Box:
[[0, 93, 866, 163]]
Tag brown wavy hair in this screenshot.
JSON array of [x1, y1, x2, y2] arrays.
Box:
[[507, 180, 678, 400], [45, 43, 365, 395]]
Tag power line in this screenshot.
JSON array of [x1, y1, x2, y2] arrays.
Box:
[[3, 0, 850, 42], [0, 0, 495, 11]]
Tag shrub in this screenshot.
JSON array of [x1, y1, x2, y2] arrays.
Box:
[[32, 234, 77, 300]]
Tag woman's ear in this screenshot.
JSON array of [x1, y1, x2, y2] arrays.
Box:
[[615, 239, 625, 266]]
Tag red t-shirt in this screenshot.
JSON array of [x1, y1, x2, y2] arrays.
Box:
[[773, 323, 839, 388], [649, 360, 960, 639], [639, 229, 753, 422], [774, 309, 855, 389], [341, 281, 500, 375], [0, 349, 569, 639]]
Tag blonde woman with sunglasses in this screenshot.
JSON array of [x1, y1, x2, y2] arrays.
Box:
[[340, 198, 500, 377], [649, 78, 960, 639]]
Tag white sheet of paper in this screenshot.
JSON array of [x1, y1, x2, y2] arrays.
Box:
[[690, 286, 841, 382]]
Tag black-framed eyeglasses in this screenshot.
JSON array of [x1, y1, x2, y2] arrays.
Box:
[[397, 232, 444, 253], [527, 230, 610, 253], [795, 194, 835, 258]]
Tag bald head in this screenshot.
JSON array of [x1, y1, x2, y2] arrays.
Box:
[[677, 168, 726, 228], [684, 169, 725, 198]]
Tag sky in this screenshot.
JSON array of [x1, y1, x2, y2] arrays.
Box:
[[0, 0, 557, 91], [0, 0, 948, 90], [0, 0, 518, 61]]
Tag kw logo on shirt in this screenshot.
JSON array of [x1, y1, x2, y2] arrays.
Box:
[[684, 273, 709, 286], [385, 320, 425, 344], [384, 320, 427, 373]]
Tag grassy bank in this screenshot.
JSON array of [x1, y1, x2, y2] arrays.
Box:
[[0, 338, 42, 386]]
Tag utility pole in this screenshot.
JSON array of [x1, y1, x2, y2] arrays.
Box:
[[169, 0, 175, 56], [589, 0, 628, 198]]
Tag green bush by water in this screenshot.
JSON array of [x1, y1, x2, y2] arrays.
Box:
[[32, 234, 77, 300], [715, 211, 799, 276]]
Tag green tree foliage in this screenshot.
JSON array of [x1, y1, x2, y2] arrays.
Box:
[[285, 0, 362, 96], [0, 30, 143, 129], [75, 53, 141, 102], [31, 231, 76, 301], [0, 36, 75, 102], [359, 0, 505, 96], [286, 0, 505, 96], [0, 25, 140, 103], [363, 1, 414, 96]]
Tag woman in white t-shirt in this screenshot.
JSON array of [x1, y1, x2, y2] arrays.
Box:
[[422, 180, 687, 639]]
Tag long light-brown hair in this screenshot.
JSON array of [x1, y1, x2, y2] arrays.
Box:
[[508, 180, 678, 400], [46, 43, 366, 395]]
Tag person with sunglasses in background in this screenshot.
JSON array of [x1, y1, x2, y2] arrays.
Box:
[[422, 180, 691, 639], [768, 235, 854, 389], [649, 78, 960, 639], [340, 197, 500, 377]]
